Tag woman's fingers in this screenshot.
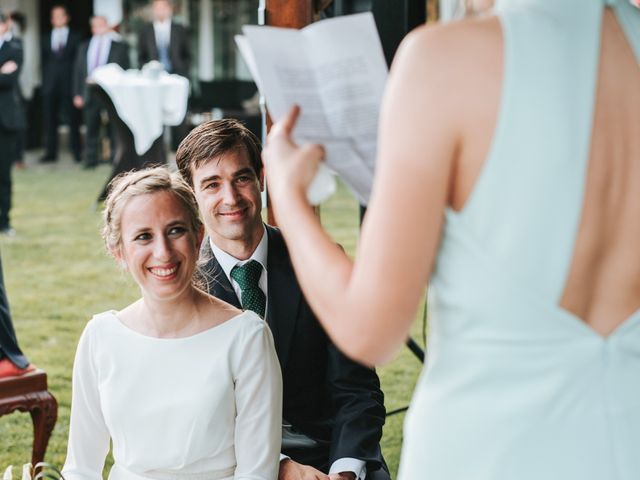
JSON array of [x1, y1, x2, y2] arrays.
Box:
[[277, 105, 301, 137], [268, 105, 301, 147], [298, 143, 325, 165]]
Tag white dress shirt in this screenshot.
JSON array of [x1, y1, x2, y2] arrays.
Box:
[[209, 227, 366, 479], [153, 19, 172, 49], [210, 225, 269, 311], [86, 33, 113, 74], [51, 26, 69, 51]]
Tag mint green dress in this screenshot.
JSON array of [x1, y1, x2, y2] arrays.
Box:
[[398, 1, 640, 478]]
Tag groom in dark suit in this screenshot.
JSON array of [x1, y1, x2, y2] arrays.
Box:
[[176, 119, 389, 480]]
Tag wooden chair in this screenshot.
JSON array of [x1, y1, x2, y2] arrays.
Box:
[[0, 369, 58, 465]]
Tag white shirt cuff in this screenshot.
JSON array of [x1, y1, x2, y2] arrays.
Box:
[[329, 458, 367, 480], [279, 453, 290, 462]]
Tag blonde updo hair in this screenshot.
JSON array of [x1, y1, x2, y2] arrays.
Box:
[[102, 166, 203, 256]]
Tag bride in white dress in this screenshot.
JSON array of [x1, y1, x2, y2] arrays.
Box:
[[62, 167, 282, 480]]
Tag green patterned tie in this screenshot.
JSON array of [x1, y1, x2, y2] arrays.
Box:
[[230, 260, 266, 318]]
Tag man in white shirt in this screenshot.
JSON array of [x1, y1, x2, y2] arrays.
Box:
[[138, 0, 191, 150], [176, 119, 390, 480], [0, 11, 23, 235], [138, 0, 191, 78], [72, 15, 129, 169], [41, 4, 82, 163]]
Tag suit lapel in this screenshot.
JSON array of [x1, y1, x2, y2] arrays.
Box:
[[200, 239, 241, 308], [266, 226, 301, 370], [149, 25, 159, 57]]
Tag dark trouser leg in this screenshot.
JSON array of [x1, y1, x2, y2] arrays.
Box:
[[107, 117, 117, 164], [15, 95, 27, 163], [67, 96, 82, 162], [82, 93, 102, 167], [0, 130, 16, 230], [42, 91, 59, 159], [95, 86, 166, 201], [0, 253, 29, 369]]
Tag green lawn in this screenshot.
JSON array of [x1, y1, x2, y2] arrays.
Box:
[[0, 162, 425, 478]]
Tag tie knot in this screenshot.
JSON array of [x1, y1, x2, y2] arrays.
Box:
[[230, 260, 263, 290]]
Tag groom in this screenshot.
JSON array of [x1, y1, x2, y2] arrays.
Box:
[[176, 119, 389, 480]]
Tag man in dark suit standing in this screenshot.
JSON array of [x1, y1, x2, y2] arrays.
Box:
[[176, 119, 390, 480], [138, 0, 190, 78], [138, 0, 190, 149], [41, 4, 82, 163], [72, 15, 129, 169], [0, 11, 24, 236]]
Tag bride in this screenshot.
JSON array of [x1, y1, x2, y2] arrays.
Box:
[[63, 167, 281, 480]]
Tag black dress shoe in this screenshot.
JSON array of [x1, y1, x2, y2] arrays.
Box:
[[39, 155, 57, 163]]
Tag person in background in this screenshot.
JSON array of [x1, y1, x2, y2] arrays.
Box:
[[41, 4, 82, 164], [138, 0, 191, 150], [138, 0, 190, 78], [7, 11, 27, 170], [0, 10, 24, 236], [72, 15, 129, 169]]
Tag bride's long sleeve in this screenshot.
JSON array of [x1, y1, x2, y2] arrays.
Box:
[[62, 321, 111, 480], [232, 317, 283, 480]]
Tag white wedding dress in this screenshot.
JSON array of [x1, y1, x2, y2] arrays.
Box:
[[63, 311, 282, 480]]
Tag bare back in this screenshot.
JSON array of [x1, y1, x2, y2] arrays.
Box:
[[450, 9, 640, 336], [560, 10, 640, 334]]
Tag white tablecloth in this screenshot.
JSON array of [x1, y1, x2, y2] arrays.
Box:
[[90, 64, 189, 155]]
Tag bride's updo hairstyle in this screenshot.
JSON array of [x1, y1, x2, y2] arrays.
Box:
[[102, 166, 203, 257]]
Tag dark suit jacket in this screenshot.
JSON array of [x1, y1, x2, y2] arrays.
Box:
[[202, 225, 386, 474], [41, 29, 82, 96], [0, 253, 28, 369], [138, 22, 191, 78], [72, 37, 130, 99], [0, 38, 25, 132]]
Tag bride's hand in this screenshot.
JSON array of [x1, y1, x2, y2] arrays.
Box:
[[263, 105, 325, 205]]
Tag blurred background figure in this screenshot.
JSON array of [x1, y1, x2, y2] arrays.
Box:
[[138, 0, 190, 150], [138, 0, 190, 78], [7, 11, 27, 170], [41, 4, 82, 164], [72, 15, 129, 169], [0, 10, 24, 236]]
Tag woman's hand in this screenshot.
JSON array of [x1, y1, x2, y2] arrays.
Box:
[[263, 105, 325, 205], [73, 95, 85, 109], [0, 61, 18, 74]]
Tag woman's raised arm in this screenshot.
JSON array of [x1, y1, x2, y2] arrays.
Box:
[[263, 24, 467, 366]]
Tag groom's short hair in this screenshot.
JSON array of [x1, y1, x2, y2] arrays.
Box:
[[176, 119, 262, 187]]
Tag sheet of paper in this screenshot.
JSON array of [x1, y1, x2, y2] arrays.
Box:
[[237, 13, 387, 205]]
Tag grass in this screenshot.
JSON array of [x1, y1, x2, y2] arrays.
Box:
[[0, 161, 425, 478]]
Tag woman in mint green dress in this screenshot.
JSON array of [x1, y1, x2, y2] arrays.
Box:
[[262, 0, 640, 478]]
